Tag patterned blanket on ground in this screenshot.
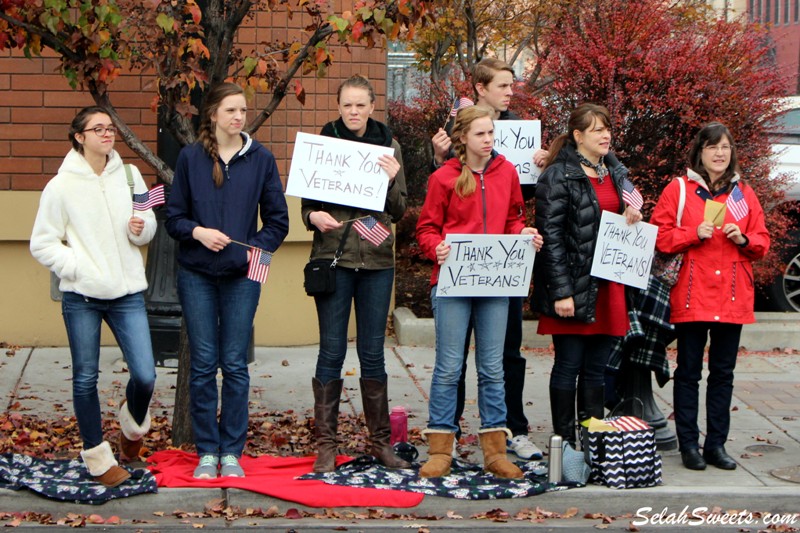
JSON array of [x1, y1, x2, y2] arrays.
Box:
[[299, 455, 580, 499], [0, 453, 157, 505]]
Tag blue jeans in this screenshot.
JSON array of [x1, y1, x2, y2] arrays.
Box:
[[428, 286, 509, 432], [455, 296, 529, 437], [61, 291, 156, 449], [177, 268, 261, 457], [673, 322, 741, 451], [314, 267, 394, 384], [549, 334, 615, 391]]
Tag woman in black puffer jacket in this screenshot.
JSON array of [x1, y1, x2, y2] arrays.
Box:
[[533, 103, 642, 445]]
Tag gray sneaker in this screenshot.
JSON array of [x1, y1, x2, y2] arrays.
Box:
[[193, 454, 219, 479], [220, 454, 244, 477]]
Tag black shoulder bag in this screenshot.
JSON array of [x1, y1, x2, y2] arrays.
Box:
[[303, 220, 354, 296]]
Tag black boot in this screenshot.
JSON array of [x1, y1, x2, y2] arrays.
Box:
[[578, 386, 606, 422], [312, 377, 343, 473], [550, 387, 577, 446], [360, 378, 411, 469]]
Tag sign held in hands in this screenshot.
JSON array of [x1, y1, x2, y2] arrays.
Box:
[[590, 211, 657, 290], [493, 120, 542, 185], [286, 132, 394, 211], [436, 234, 536, 297]]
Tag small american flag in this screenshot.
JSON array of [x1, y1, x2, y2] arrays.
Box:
[[621, 177, 644, 211], [353, 216, 390, 247], [450, 96, 475, 117], [247, 247, 272, 284], [726, 184, 749, 221], [132, 184, 165, 211]]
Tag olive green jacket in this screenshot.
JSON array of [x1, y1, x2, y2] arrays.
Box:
[[300, 138, 407, 270]]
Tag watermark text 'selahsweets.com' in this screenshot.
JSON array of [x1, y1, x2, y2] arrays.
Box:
[[633, 506, 799, 527]]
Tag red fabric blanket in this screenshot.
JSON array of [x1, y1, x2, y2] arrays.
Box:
[[147, 450, 424, 508]]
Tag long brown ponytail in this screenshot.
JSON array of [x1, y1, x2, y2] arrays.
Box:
[[197, 83, 245, 187]]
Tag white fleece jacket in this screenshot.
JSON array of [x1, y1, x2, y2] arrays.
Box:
[[30, 149, 157, 299]]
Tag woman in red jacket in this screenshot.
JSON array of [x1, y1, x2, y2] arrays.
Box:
[[416, 105, 542, 479], [651, 122, 769, 471]]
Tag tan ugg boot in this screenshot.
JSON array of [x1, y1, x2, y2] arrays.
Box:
[[419, 430, 455, 478], [479, 428, 524, 479], [119, 400, 150, 463], [81, 441, 131, 487]]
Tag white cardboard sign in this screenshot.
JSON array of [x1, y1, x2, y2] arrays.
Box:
[[590, 211, 658, 290], [493, 120, 542, 185], [436, 234, 536, 297], [285, 132, 394, 211]]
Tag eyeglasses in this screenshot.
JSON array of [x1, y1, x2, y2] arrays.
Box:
[[703, 144, 732, 153], [82, 126, 117, 136]]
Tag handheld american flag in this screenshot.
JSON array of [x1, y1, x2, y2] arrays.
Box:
[[247, 247, 272, 284], [132, 184, 166, 211], [621, 177, 644, 211], [450, 96, 475, 117], [726, 184, 749, 222], [353, 216, 390, 247]]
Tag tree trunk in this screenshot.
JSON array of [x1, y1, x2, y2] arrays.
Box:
[[171, 320, 194, 447]]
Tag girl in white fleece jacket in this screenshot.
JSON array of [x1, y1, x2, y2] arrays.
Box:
[[30, 106, 158, 488]]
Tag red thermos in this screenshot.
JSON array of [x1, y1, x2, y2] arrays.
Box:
[[389, 406, 408, 444]]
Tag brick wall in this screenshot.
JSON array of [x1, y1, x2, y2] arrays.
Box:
[[0, 6, 388, 190]]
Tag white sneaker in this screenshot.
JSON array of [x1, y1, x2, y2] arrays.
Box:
[[507, 435, 543, 460]]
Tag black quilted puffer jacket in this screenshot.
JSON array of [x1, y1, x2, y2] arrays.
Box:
[[532, 143, 628, 322]]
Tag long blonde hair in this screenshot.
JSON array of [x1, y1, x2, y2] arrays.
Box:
[[197, 83, 245, 187], [451, 105, 494, 198]]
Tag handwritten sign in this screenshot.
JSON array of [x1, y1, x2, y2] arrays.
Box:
[[437, 234, 535, 297], [493, 120, 542, 185], [590, 211, 657, 290], [285, 132, 394, 211]]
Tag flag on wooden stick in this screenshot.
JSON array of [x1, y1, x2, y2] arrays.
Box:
[[247, 247, 272, 284]]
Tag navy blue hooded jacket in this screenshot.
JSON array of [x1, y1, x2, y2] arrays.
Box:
[[166, 133, 289, 278]]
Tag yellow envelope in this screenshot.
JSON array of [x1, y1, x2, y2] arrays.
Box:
[[704, 200, 726, 226], [584, 417, 619, 433]]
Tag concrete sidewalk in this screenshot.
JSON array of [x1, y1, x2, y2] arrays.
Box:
[[1, 310, 800, 527]]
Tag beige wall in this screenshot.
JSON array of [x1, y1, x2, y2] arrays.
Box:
[[0, 191, 355, 347]]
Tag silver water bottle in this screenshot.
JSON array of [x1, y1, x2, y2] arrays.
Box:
[[548, 434, 563, 483]]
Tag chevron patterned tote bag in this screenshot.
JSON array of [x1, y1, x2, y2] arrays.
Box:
[[585, 416, 662, 489]]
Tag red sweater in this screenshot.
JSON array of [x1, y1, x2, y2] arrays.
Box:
[[416, 154, 526, 286], [651, 171, 770, 324]]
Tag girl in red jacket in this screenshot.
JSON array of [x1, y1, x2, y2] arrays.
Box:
[[651, 122, 769, 472], [416, 105, 542, 479]]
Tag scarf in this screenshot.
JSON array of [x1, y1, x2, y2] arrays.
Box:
[[320, 117, 394, 148], [576, 151, 609, 183]]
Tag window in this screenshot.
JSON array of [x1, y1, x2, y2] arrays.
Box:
[[750, 0, 756, 21], [756, 0, 762, 20], [785, 0, 790, 23], [795, 0, 798, 22], [765, 0, 771, 21], [775, 0, 780, 21]]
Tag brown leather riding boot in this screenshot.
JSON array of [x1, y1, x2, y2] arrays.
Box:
[[419, 430, 455, 478], [312, 377, 343, 473], [359, 378, 412, 469], [479, 429, 524, 479]]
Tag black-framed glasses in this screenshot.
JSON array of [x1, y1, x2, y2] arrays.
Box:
[[82, 126, 117, 136]]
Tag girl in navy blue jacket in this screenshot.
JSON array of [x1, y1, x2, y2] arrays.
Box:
[[166, 83, 289, 479]]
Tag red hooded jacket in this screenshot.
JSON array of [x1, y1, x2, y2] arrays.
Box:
[[416, 154, 526, 286], [651, 169, 770, 324]]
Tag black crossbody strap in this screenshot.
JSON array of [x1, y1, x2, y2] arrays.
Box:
[[331, 209, 357, 268]]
